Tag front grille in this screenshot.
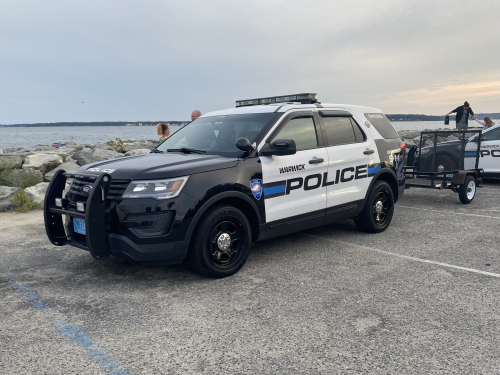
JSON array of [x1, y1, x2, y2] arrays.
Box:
[[66, 176, 130, 213]]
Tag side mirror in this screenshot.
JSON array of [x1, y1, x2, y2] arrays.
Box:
[[259, 139, 296, 156], [235, 137, 254, 152]]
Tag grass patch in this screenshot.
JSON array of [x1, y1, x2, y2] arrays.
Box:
[[10, 189, 41, 212]]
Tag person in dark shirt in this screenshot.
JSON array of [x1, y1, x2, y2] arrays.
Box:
[[446, 101, 476, 130]]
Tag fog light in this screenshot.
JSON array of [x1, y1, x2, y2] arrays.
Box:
[[55, 198, 63, 207], [77, 202, 86, 212]]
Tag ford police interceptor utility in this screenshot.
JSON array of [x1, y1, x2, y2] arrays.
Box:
[[44, 93, 406, 278], [415, 124, 500, 178]]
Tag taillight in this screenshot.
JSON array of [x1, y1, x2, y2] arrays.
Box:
[[399, 142, 407, 156]]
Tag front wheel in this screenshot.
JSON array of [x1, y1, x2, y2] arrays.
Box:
[[355, 181, 395, 233], [186, 205, 252, 278], [458, 176, 476, 204]]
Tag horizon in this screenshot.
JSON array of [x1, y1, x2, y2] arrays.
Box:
[[1, 1, 499, 123]]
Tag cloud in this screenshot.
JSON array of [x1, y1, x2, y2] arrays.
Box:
[[0, 0, 499, 123]]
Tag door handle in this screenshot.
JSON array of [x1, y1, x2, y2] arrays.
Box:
[[363, 149, 375, 155], [309, 158, 324, 164]]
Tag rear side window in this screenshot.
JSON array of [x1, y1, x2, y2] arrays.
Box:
[[365, 113, 399, 139], [273, 116, 318, 151], [321, 116, 365, 146]]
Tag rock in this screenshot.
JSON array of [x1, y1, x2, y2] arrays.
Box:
[[124, 149, 151, 157], [0, 155, 25, 170], [0, 186, 20, 211], [93, 148, 121, 160], [73, 148, 121, 166], [0, 148, 3, 155], [22, 154, 64, 174], [123, 141, 156, 152], [1, 169, 44, 188], [25, 182, 49, 205], [72, 151, 95, 166], [44, 162, 80, 182], [412, 136, 422, 145]]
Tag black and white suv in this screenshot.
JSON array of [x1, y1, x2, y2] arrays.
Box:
[[44, 93, 406, 277]]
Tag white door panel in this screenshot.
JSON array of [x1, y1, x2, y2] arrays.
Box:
[[325, 143, 375, 207], [261, 148, 328, 222]]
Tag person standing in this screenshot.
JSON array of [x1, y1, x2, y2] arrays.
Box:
[[157, 123, 170, 145], [446, 101, 476, 130], [191, 110, 202, 121], [475, 116, 495, 130]]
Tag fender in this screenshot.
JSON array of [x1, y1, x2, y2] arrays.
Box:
[[184, 191, 263, 243], [364, 167, 399, 202], [451, 170, 480, 185]]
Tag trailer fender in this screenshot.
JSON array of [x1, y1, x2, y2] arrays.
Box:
[[451, 170, 478, 185]]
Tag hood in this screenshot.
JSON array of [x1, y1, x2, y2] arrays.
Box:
[[76, 153, 239, 180]]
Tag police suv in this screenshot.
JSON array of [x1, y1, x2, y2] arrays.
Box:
[[44, 93, 406, 278]]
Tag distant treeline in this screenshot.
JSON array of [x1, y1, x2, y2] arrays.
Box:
[[1, 114, 499, 126], [0, 121, 187, 127], [386, 113, 500, 121]]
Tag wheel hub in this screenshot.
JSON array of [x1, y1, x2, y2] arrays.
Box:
[[217, 233, 231, 252], [375, 201, 383, 214]]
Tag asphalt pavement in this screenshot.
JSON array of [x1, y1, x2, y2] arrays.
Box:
[[1, 179, 500, 375]]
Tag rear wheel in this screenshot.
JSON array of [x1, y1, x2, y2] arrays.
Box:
[[458, 175, 476, 204], [186, 205, 251, 278], [355, 181, 394, 233]]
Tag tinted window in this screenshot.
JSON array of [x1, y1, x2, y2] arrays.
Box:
[[482, 127, 500, 141], [273, 116, 318, 151], [365, 113, 399, 139], [322, 116, 356, 146], [157, 113, 275, 156], [351, 118, 366, 142]]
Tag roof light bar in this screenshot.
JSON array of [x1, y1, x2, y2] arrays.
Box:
[[236, 93, 317, 107]]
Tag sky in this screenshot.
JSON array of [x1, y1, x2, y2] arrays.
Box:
[[0, 0, 499, 124]]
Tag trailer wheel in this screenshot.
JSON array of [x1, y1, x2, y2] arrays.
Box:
[[186, 205, 251, 278], [355, 181, 394, 233], [458, 175, 476, 204]]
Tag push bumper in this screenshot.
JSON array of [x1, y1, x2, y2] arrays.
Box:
[[44, 170, 189, 264]]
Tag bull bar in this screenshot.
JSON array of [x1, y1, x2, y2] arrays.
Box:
[[44, 169, 113, 260]]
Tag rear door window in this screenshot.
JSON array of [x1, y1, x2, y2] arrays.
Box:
[[365, 113, 399, 139], [321, 116, 361, 146]]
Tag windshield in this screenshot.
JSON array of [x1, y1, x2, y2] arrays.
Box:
[[157, 113, 276, 156]]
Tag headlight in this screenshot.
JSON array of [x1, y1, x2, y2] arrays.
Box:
[[420, 149, 431, 155], [122, 176, 189, 200]]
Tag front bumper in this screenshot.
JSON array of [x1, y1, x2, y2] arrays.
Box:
[[44, 170, 194, 264]]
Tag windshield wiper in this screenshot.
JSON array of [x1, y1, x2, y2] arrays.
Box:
[[167, 147, 206, 154]]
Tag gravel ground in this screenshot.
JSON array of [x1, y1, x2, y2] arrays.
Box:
[[1, 179, 500, 375]]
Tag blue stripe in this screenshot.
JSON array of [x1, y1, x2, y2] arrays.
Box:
[[368, 166, 381, 175], [464, 152, 477, 157], [1, 267, 132, 375], [264, 185, 286, 196]]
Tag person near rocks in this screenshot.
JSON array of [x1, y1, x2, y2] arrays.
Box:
[[475, 117, 496, 130], [157, 123, 170, 145], [445, 101, 476, 130], [191, 110, 202, 122]]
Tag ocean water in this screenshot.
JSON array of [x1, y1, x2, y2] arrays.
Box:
[[0, 120, 495, 149]]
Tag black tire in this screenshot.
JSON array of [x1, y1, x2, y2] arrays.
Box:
[[458, 175, 476, 204], [186, 205, 252, 278], [355, 181, 395, 233], [435, 154, 459, 172]]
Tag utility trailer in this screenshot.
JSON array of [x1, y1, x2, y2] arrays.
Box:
[[404, 129, 483, 204]]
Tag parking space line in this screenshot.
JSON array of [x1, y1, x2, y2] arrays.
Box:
[[396, 205, 500, 220], [305, 234, 500, 278], [0, 266, 133, 375]]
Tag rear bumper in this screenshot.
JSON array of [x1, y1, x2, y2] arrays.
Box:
[[44, 170, 193, 265]]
